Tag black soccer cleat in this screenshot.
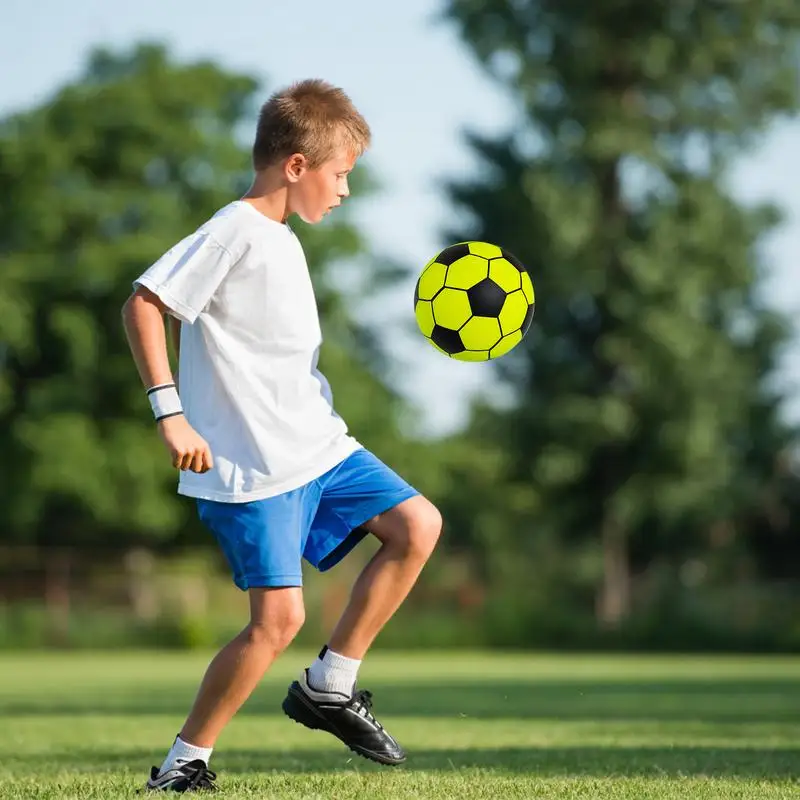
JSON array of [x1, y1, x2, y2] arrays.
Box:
[[282, 670, 406, 766], [145, 759, 217, 792]]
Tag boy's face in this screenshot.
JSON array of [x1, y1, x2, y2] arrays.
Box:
[[286, 147, 357, 224]]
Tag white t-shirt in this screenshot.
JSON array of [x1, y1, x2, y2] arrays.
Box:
[[134, 200, 361, 502]]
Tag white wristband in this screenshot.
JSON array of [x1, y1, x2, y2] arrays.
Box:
[[147, 383, 183, 422]]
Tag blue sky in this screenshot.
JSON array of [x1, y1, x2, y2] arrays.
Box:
[[4, 0, 799, 435]]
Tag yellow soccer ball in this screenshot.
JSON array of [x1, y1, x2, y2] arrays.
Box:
[[414, 241, 535, 361]]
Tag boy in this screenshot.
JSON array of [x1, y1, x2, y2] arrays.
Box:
[[121, 79, 442, 793]]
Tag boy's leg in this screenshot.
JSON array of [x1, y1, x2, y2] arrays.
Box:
[[147, 586, 304, 792], [148, 488, 317, 791], [326, 494, 441, 659], [282, 450, 442, 765], [180, 586, 305, 745]]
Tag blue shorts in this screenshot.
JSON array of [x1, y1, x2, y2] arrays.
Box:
[[196, 448, 419, 590]]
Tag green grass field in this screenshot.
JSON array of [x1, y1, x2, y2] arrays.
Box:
[[0, 649, 798, 799]]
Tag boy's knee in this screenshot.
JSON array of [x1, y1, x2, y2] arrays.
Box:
[[248, 613, 304, 653], [247, 592, 305, 652], [404, 499, 443, 561]]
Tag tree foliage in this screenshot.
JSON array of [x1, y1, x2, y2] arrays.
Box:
[[441, 0, 800, 627]]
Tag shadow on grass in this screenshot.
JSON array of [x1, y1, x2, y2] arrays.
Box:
[[7, 744, 800, 780], [3, 678, 800, 723]]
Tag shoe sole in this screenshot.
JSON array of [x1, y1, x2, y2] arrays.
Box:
[[282, 684, 406, 766]]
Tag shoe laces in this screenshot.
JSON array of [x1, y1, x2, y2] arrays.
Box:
[[184, 762, 217, 791], [349, 689, 382, 729]]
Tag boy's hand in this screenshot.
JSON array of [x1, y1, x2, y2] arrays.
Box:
[[158, 415, 214, 473]]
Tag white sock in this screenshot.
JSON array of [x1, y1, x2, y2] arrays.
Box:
[[159, 735, 213, 774], [307, 645, 361, 697]]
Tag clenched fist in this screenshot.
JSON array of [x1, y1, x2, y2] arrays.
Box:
[[158, 414, 214, 473]]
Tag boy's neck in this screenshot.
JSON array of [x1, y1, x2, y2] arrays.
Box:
[[241, 170, 290, 224]]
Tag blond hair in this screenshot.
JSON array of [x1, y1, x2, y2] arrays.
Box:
[[252, 79, 371, 171]]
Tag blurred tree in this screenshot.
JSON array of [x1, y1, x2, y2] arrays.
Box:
[[0, 42, 413, 552], [442, 0, 800, 629]]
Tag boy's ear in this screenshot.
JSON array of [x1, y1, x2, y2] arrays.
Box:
[[285, 153, 308, 183]]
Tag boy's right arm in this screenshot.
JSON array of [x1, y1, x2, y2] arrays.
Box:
[[121, 286, 214, 473]]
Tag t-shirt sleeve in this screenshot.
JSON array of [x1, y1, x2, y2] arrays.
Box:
[[133, 232, 234, 324]]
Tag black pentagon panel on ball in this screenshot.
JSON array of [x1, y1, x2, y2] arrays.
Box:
[[430, 325, 465, 354], [467, 278, 507, 318], [413, 282, 420, 306], [435, 243, 471, 267], [501, 248, 527, 275]]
